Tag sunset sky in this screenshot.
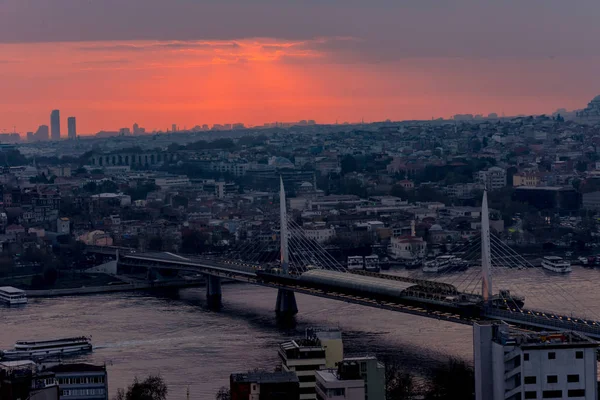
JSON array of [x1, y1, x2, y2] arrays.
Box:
[[1, 0, 600, 134]]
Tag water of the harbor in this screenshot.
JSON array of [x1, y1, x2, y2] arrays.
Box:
[[2, 266, 600, 400]]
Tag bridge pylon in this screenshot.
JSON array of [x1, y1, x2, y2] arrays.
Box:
[[276, 176, 298, 317], [481, 189, 492, 304], [206, 275, 222, 309]]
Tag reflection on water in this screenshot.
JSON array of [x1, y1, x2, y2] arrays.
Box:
[[2, 266, 600, 399]]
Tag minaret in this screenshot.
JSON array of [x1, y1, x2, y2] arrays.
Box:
[[481, 190, 492, 303]]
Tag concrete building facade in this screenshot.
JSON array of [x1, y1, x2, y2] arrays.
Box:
[[474, 321, 598, 400]]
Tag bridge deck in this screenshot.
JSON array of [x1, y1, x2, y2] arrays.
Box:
[[117, 253, 600, 340]]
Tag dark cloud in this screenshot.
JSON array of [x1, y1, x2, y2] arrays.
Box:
[[78, 41, 240, 52], [1, 0, 600, 62], [74, 58, 131, 67]]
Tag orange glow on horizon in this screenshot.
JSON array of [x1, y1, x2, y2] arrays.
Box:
[[0, 38, 597, 135]]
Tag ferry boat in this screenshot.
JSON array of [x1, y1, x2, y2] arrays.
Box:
[[364, 255, 380, 273], [0, 286, 27, 305], [0, 337, 92, 360], [423, 255, 460, 273], [347, 256, 364, 271], [541, 256, 572, 273], [404, 258, 423, 270]]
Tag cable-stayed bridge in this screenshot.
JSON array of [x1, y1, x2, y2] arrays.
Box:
[[96, 179, 600, 340]]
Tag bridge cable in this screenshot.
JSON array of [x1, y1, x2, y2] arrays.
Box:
[[488, 235, 597, 321], [286, 218, 347, 272]]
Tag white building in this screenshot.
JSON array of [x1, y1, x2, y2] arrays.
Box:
[[154, 175, 190, 188], [280, 329, 344, 400], [389, 236, 427, 260], [315, 369, 364, 400], [477, 167, 507, 191], [303, 225, 335, 244], [446, 182, 483, 199], [279, 339, 327, 400], [209, 161, 248, 177], [474, 321, 598, 400]]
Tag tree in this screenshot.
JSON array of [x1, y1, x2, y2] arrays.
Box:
[[83, 181, 98, 193], [125, 183, 159, 201], [148, 237, 163, 252], [215, 387, 231, 400], [470, 138, 482, 153], [425, 358, 474, 400], [181, 231, 208, 254], [31, 274, 46, 289], [340, 155, 358, 175], [43, 267, 58, 286], [113, 375, 167, 400], [3, 149, 27, 166], [576, 161, 588, 173], [385, 358, 415, 400]]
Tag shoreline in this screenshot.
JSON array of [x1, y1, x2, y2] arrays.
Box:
[[24, 278, 237, 298]]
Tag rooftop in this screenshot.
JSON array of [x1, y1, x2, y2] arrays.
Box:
[[47, 363, 106, 373], [485, 322, 598, 349], [0, 286, 26, 294], [315, 369, 340, 383], [0, 360, 36, 370], [280, 338, 323, 351], [231, 371, 299, 384]]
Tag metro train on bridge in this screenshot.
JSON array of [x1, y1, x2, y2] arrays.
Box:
[[256, 267, 525, 318]]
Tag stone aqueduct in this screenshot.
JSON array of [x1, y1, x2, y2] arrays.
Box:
[[89, 152, 178, 167]]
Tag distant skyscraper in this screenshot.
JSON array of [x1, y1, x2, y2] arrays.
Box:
[[133, 123, 139, 135], [50, 110, 60, 140], [67, 117, 76, 139], [172, 124, 177, 132], [34, 125, 49, 141]]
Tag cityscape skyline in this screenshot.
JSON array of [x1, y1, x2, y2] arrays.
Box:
[[0, 99, 593, 139], [2, 1, 600, 134], [5, 2, 600, 400]]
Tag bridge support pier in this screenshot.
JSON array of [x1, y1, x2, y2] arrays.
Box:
[[275, 289, 298, 318], [206, 275, 222, 309]]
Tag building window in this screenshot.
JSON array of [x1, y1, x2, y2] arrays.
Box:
[[567, 374, 580, 383], [548, 352, 556, 360], [524, 376, 537, 384], [525, 392, 537, 399], [542, 390, 562, 398], [546, 375, 558, 384], [568, 389, 585, 397], [523, 353, 529, 361], [575, 351, 583, 359]]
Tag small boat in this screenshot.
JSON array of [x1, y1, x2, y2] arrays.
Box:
[[0, 337, 92, 360], [347, 256, 364, 271], [364, 255, 380, 273], [404, 259, 423, 270], [541, 256, 572, 273], [0, 286, 27, 306], [423, 255, 460, 273]]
